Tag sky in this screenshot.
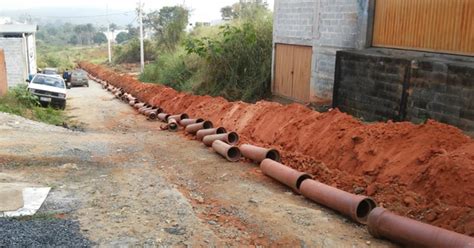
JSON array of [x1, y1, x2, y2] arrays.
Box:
[[0, 0, 274, 24]]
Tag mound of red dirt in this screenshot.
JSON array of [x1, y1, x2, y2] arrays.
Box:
[[80, 62, 474, 236]]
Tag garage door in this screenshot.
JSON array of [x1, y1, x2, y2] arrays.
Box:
[[273, 44, 312, 102], [372, 0, 474, 56]]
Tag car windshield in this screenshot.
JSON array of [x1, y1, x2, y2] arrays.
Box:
[[72, 71, 86, 77], [32, 75, 65, 89], [43, 69, 57, 75]]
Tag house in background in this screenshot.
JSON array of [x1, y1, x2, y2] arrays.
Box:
[[104, 29, 129, 43], [272, 0, 474, 133], [272, 0, 371, 103], [0, 23, 38, 88]]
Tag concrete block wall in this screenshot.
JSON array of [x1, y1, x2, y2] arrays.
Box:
[[313, 0, 369, 100], [0, 38, 27, 88], [407, 61, 474, 132], [334, 49, 474, 133], [334, 50, 408, 121], [273, 0, 316, 46], [272, 0, 371, 101]]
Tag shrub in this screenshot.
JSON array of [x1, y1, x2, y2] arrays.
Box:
[[184, 17, 273, 102], [11, 84, 39, 107], [0, 85, 66, 126], [113, 38, 155, 64], [37, 50, 75, 72], [140, 48, 202, 92], [115, 32, 130, 44]]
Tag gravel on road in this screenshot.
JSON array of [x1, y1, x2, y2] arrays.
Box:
[[0, 218, 92, 247]]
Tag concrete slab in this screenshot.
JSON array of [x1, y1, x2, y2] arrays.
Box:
[[0, 188, 23, 211], [1, 187, 51, 217]]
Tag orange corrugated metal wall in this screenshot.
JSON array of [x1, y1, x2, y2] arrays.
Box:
[[0, 49, 7, 96], [372, 0, 474, 56]]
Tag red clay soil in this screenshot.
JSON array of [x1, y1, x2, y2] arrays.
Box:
[[80, 62, 474, 236]]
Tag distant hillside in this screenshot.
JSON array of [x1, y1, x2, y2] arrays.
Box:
[[0, 7, 136, 26]]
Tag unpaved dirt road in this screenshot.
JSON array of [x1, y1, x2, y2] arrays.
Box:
[[0, 80, 397, 247]]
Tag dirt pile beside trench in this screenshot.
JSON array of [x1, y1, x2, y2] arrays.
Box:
[[80, 62, 474, 236]]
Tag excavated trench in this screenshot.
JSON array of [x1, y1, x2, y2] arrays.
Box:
[[80, 62, 474, 237]]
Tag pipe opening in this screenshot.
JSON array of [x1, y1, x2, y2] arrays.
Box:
[[216, 127, 227, 134], [356, 198, 377, 221], [149, 113, 157, 119], [228, 132, 239, 144], [169, 123, 178, 131], [181, 113, 189, 120], [266, 149, 281, 162], [156, 108, 163, 114], [227, 147, 241, 160], [203, 121, 213, 129], [196, 118, 204, 123], [295, 174, 312, 190]]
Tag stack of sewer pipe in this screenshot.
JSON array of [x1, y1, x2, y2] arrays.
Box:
[[86, 71, 474, 247]]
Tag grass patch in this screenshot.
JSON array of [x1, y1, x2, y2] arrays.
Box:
[[37, 44, 108, 71], [140, 48, 202, 92], [0, 85, 67, 126]]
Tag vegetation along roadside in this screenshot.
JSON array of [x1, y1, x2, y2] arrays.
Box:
[[0, 85, 67, 126]]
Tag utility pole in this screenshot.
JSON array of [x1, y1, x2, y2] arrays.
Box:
[[139, 0, 145, 72], [107, 4, 112, 63]]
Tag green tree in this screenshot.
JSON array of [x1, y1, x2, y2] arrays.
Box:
[[222, 0, 268, 20], [114, 38, 155, 63], [126, 24, 139, 37], [93, 32, 107, 44], [73, 23, 96, 45], [69, 35, 79, 45], [184, 16, 273, 101], [109, 23, 118, 32], [220, 6, 236, 20], [144, 6, 189, 51], [115, 32, 130, 44]]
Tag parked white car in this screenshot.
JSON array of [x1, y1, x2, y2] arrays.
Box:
[[27, 74, 67, 109]]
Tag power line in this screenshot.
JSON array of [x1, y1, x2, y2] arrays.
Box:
[[30, 11, 135, 19], [126, 16, 138, 27]]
